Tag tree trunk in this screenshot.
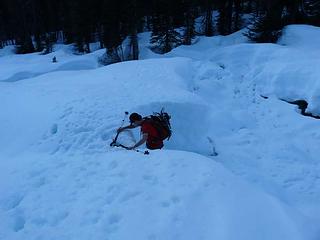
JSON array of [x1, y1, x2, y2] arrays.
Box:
[[233, 0, 242, 31], [204, 4, 214, 36], [130, 30, 139, 60]]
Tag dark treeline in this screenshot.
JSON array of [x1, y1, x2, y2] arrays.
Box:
[[0, 0, 319, 62]]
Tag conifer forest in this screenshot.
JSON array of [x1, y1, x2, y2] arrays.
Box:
[[0, 0, 319, 62]]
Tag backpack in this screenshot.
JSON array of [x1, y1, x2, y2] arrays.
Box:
[[145, 110, 172, 141]]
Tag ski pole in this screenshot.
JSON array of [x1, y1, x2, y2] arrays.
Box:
[[110, 111, 129, 146], [112, 143, 149, 155]]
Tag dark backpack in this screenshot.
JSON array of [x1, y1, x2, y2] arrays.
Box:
[[145, 110, 172, 141]]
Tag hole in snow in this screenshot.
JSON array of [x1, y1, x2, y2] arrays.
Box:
[[282, 99, 320, 120], [51, 124, 58, 134], [132, 101, 219, 156]]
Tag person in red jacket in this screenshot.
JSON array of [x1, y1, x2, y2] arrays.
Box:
[[117, 113, 164, 150]]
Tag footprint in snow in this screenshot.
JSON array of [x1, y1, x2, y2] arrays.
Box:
[[119, 191, 141, 203], [51, 124, 58, 135], [32, 176, 47, 188], [103, 214, 122, 234], [13, 214, 26, 232], [160, 196, 181, 208], [2, 194, 24, 211], [143, 175, 158, 185], [108, 214, 122, 225], [108, 161, 118, 170]]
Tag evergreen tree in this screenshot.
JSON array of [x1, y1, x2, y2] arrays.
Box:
[[243, 0, 253, 13], [216, 0, 245, 35], [245, 0, 285, 43], [300, 0, 320, 26], [34, 34, 44, 52], [284, 0, 302, 24], [66, 0, 92, 53], [99, 0, 126, 64], [123, 0, 143, 60], [38, 0, 60, 53], [43, 33, 55, 54], [0, 2, 5, 48], [200, 0, 215, 36], [217, 0, 234, 35], [300, 0, 320, 16], [233, 0, 243, 31], [60, 1, 76, 44], [1, 0, 319, 56], [13, 0, 35, 53], [182, 0, 197, 45], [1, 0, 16, 45], [150, 0, 182, 53]]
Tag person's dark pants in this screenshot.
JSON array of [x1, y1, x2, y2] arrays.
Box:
[[146, 142, 163, 150]]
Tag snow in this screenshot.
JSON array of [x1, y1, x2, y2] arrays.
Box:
[[278, 25, 320, 50], [0, 44, 103, 82], [1, 24, 320, 240]]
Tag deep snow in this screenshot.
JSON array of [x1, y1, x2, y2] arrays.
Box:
[[0, 25, 320, 240]]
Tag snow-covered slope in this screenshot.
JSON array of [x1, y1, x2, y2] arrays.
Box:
[[1, 25, 320, 240], [0, 45, 103, 82], [1, 151, 316, 240]]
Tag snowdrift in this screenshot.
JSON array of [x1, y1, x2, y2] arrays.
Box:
[[0, 151, 315, 240]]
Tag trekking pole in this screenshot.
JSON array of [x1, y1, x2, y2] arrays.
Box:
[[110, 111, 129, 146], [112, 143, 150, 155]]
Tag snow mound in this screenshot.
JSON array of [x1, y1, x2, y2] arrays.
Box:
[[0, 48, 101, 82], [166, 29, 248, 60], [0, 57, 210, 155], [0, 151, 316, 240], [278, 24, 320, 50], [0, 46, 15, 57]]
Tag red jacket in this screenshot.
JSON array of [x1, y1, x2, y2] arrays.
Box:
[[141, 121, 163, 150]]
